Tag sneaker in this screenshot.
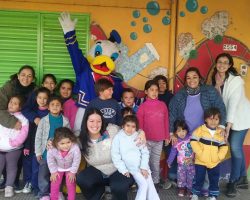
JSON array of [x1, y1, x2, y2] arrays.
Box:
[[226, 182, 237, 197], [206, 197, 216, 200], [59, 192, 65, 200], [40, 195, 50, 200], [201, 189, 209, 197], [190, 194, 199, 200], [160, 180, 172, 190], [22, 182, 32, 193], [4, 186, 14, 198], [130, 184, 137, 193], [14, 183, 23, 193], [186, 189, 192, 197], [178, 188, 185, 197], [236, 176, 249, 189]]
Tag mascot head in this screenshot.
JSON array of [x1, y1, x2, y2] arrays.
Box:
[[87, 30, 121, 76]]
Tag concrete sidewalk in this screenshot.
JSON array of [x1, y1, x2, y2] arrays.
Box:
[[0, 183, 249, 200]]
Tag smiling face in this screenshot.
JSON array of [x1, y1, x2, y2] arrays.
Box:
[[8, 97, 21, 113], [185, 71, 200, 89], [59, 82, 72, 99], [17, 68, 34, 87], [36, 92, 49, 108], [145, 85, 159, 100], [87, 113, 102, 139], [216, 56, 231, 75], [42, 77, 56, 93]]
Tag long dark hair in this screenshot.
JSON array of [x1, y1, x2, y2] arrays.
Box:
[[211, 53, 239, 85], [80, 108, 106, 157], [10, 65, 36, 82]]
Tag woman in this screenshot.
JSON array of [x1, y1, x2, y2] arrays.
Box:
[[77, 108, 139, 200], [169, 67, 226, 197], [0, 65, 36, 129], [212, 53, 250, 197], [0, 65, 36, 192]]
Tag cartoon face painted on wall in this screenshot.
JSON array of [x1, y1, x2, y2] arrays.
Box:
[[87, 39, 120, 75]]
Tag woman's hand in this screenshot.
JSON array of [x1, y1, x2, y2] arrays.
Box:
[[36, 155, 42, 162], [140, 169, 149, 179], [170, 134, 177, 145], [14, 121, 22, 130], [225, 122, 232, 142], [23, 149, 30, 156], [135, 129, 146, 146], [34, 117, 41, 125], [67, 172, 76, 183], [50, 172, 59, 182]]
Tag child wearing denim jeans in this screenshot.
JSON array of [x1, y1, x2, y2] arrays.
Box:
[[35, 96, 70, 200], [190, 108, 228, 200], [47, 127, 81, 200]]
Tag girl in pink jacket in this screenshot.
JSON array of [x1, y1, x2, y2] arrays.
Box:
[[47, 127, 81, 200], [0, 95, 29, 197]]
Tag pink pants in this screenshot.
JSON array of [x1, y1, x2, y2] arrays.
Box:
[[50, 171, 76, 200]]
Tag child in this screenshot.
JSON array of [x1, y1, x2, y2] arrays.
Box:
[[0, 95, 29, 197], [22, 87, 50, 195], [137, 80, 170, 188], [167, 120, 194, 197], [153, 75, 173, 108], [85, 78, 122, 126], [22, 74, 57, 126], [47, 127, 81, 200], [35, 96, 70, 200], [58, 79, 78, 131], [119, 88, 139, 113], [190, 107, 228, 200], [112, 115, 160, 200]]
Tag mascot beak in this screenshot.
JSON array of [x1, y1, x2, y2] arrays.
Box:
[[88, 55, 115, 75]]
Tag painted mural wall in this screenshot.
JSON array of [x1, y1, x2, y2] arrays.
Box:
[[1, 0, 250, 177]]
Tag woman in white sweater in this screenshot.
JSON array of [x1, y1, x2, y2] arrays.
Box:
[[211, 53, 250, 197]]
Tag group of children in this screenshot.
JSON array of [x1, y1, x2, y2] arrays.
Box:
[[0, 73, 228, 200]]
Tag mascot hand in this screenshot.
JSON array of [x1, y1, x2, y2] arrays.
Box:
[[58, 12, 78, 34]]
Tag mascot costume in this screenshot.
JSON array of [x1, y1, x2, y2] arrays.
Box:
[[59, 12, 123, 135]]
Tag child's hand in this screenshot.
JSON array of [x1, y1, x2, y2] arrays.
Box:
[[123, 172, 130, 178], [34, 117, 41, 125], [14, 121, 22, 130], [46, 140, 53, 150], [140, 169, 149, 179], [164, 139, 170, 146], [36, 155, 42, 162], [135, 129, 146, 146], [170, 135, 177, 145], [50, 172, 59, 182], [67, 172, 76, 183], [23, 149, 30, 156]]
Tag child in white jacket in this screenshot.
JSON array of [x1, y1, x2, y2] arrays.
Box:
[[0, 95, 29, 197], [111, 115, 159, 200]]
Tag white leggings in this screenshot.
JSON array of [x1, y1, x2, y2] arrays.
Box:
[[132, 172, 160, 200]]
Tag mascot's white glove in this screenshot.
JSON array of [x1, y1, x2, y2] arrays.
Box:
[[58, 12, 78, 34]]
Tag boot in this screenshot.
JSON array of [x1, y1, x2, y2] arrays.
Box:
[[226, 182, 237, 197], [236, 176, 248, 189]]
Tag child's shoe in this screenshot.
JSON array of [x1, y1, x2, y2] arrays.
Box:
[[201, 189, 209, 197], [226, 182, 237, 197], [186, 189, 192, 198], [22, 182, 32, 193], [159, 179, 172, 190], [40, 195, 50, 200], [14, 183, 23, 193], [178, 188, 185, 197], [4, 186, 14, 198], [236, 176, 249, 189], [206, 197, 216, 200], [190, 194, 199, 200]]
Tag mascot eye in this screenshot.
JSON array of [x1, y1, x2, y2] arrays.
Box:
[[111, 53, 119, 61], [94, 45, 102, 57]]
